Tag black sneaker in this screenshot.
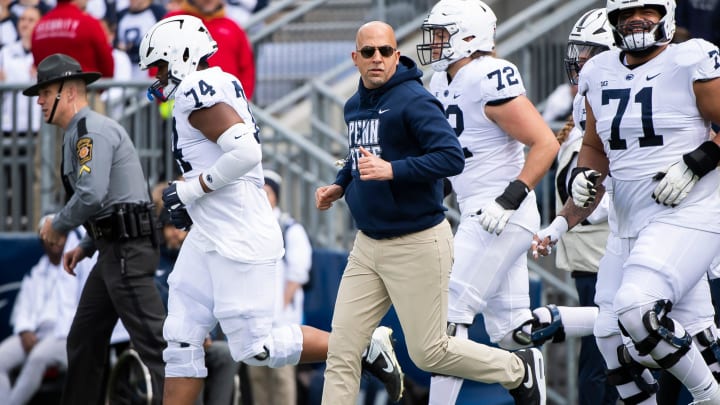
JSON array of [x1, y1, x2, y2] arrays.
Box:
[[509, 348, 546, 405], [361, 326, 405, 402]]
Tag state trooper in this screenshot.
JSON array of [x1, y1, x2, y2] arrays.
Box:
[[29, 53, 166, 405]]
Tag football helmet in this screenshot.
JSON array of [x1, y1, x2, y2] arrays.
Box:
[[416, 0, 496, 72], [138, 15, 218, 101], [606, 0, 675, 51], [565, 8, 616, 85]]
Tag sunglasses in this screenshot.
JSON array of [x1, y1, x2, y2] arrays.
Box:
[[357, 46, 396, 58]]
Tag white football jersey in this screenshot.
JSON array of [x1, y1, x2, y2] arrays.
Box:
[[172, 67, 283, 263], [429, 56, 538, 229], [579, 39, 720, 237]]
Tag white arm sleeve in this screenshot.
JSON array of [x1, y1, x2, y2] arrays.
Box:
[[203, 123, 261, 191]]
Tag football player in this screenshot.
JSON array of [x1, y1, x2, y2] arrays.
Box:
[[572, 0, 720, 402], [138, 15, 404, 404], [536, 6, 720, 404], [416, 1, 598, 403]]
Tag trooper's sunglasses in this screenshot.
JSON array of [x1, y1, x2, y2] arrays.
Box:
[[357, 46, 396, 58]]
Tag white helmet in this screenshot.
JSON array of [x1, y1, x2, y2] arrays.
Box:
[[138, 15, 218, 101], [416, 0, 497, 72], [606, 0, 675, 51], [565, 8, 616, 85]]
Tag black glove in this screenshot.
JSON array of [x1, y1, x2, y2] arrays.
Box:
[[168, 207, 193, 231], [162, 182, 184, 211]]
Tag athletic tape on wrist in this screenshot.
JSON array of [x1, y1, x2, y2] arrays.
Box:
[[495, 179, 529, 210], [683, 141, 720, 178]]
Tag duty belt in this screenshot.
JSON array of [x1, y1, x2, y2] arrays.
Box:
[[85, 202, 157, 243]]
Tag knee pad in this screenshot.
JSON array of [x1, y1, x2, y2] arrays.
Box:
[[621, 338, 660, 369], [238, 324, 303, 368], [510, 305, 566, 347], [163, 341, 207, 378], [696, 327, 720, 380], [618, 300, 692, 369], [606, 345, 659, 404]]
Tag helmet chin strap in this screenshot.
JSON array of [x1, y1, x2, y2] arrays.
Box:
[[146, 81, 166, 101], [47, 80, 65, 124], [624, 44, 661, 61]]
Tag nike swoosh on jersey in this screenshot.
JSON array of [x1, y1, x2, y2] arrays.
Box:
[[646, 73, 661, 80], [379, 108, 390, 114], [453, 93, 461, 99]]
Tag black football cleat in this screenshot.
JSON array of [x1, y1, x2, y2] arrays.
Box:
[[509, 347, 546, 405], [362, 326, 405, 402]]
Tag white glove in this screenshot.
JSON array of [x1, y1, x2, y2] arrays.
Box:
[[477, 180, 529, 235], [164, 179, 205, 209], [652, 160, 698, 207], [570, 168, 601, 208], [532, 216, 569, 258], [536, 216, 569, 246], [478, 201, 513, 235]]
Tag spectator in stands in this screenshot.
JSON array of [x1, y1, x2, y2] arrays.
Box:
[[0, 5, 40, 234], [223, 0, 266, 28], [31, 0, 114, 78], [674, 0, 720, 46], [99, 19, 134, 119], [115, 0, 166, 79], [164, 0, 255, 99], [247, 169, 313, 405], [0, 0, 19, 49], [0, 217, 94, 405], [165, 0, 182, 12], [8, 0, 50, 19], [0, 5, 41, 135], [223, 0, 253, 27], [84, 0, 119, 24]]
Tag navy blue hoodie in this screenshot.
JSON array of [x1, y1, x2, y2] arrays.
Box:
[[334, 56, 465, 239]]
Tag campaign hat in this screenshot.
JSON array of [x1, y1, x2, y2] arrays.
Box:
[[23, 53, 101, 96]]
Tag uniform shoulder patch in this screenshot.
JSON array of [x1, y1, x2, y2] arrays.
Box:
[[77, 137, 93, 165]]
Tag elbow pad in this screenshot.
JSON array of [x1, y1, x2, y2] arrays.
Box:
[[203, 123, 261, 191]]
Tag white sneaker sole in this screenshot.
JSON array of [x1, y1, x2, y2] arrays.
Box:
[[530, 348, 546, 405]]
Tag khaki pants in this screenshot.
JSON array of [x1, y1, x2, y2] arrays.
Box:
[[321, 220, 525, 404], [246, 364, 296, 405]]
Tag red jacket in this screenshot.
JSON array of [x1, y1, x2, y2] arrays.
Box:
[[166, 8, 255, 100], [31, 2, 114, 77]]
